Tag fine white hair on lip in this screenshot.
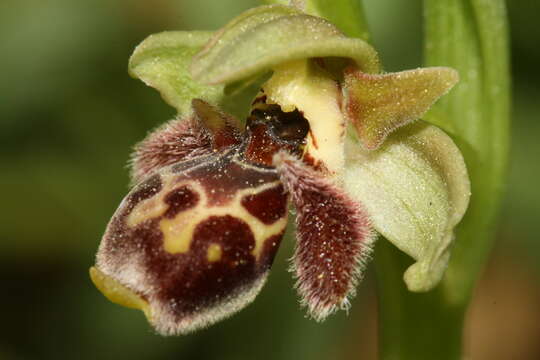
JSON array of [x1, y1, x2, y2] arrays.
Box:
[[150, 273, 269, 335]]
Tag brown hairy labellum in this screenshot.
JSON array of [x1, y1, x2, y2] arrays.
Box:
[[91, 98, 376, 335]]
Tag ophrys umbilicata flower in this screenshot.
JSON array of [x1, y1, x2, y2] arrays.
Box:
[[90, 4, 470, 335]]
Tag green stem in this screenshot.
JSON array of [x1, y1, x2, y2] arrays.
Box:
[[376, 0, 510, 359], [375, 240, 465, 360]]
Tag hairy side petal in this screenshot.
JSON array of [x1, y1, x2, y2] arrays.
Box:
[[130, 116, 213, 184], [191, 99, 242, 149], [130, 100, 242, 184], [274, 152, 375, 320]]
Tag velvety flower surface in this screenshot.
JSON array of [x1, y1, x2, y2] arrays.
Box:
[[90, 4, 470, 335]]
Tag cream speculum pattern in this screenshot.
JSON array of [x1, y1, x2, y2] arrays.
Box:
[[91, 4, 471, 335]]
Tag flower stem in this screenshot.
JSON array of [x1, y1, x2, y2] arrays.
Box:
[[375, 240, 465, 360]]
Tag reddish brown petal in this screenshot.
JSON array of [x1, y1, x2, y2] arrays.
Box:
[[274, 152, 375, 320], [130, 116, 213, 184], [191, 99, 242, 149], [241, 184, 288, 225], [162, 185, 200, 218], [130, 99, 242, 184]]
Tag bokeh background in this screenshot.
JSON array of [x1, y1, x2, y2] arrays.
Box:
[[1, 0, 538, 359]]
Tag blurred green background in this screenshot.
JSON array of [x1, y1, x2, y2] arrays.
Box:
[[1, 0, 538, 359]]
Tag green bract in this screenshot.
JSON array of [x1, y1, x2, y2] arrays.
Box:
[[127, 4, 471, 292]]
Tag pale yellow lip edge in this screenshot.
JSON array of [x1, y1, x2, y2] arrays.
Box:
[[89, 266, 152, 320]]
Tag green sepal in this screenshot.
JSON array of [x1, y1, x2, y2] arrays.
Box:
[[128, 31, 224, 115], [191, 5, 380, 85], [344, 122, 470, 291], [343, 67, 459, 150]]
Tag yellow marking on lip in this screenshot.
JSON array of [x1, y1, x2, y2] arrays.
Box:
[[207, 244, 222, 262], [89, 266, 152, 320], [127, 174, 175, 228], [161, 181, 288, 260], [127, 197, 169, 227], [159, 181, 207, 253]]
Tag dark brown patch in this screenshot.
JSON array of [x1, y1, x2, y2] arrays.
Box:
[[213, 127, 242, 149], [124, 174, 162, 214], [152, 215, 260, 316], [243, 122, 286, 166], [183, 152, 280, 206], [241, 185, 288, 224], [243, 105, 308, 167], [258, 232, 286, 268], [163, 185, 199, 218], [267, 108, 309, 143]]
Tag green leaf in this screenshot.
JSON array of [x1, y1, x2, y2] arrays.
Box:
[[343, 66, 458, 150], [191, 5, 380, 85], [303, 0, 370, 40], [344, 122, 470, 291], [129, 31, 224, 115]]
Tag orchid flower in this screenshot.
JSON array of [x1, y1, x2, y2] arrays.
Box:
[[90, 4, 470, 336]]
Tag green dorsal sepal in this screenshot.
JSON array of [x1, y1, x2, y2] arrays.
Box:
[[191, 5, 380, 85]]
